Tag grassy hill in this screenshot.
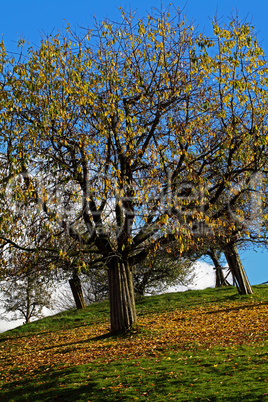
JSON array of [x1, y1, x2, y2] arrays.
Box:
[[0, 285, 268, 401]]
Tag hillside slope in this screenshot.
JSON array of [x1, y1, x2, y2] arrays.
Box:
[[0, 286, 268, 401]]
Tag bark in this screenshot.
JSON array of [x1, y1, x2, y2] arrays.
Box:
[[224, 243, 253, 295], [134, 282, 146, 297], [108, 257, 137, 333], [26, 284, 31, 323], [69, 271, 86, 310], [207, 249, 230, 287]]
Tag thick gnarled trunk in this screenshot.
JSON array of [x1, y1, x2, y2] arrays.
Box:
[[108, 258, 137, 333], [224, 244, 253, 295]]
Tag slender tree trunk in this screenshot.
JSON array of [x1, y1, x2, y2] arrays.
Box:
[[69, 271, 86, 310], [134, 283, 146, 297], [224, 243, 253, 295], [25, 276, 31, 323], [133, 270, 149, 297], [108, 257, 137, 333], [207, 249, 229, 287]]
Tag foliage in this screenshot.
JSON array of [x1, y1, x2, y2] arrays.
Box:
[[0, 285, 267, 401], [0, 8, 267, 331], [0, 212, 56, 322], [57, 251, 195, 307], [0, 270, 52, 323], [53, 268, 109, 312], [133, 247, 194, 295]]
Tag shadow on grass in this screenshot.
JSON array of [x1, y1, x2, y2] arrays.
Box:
[[38, 330, 136, 353], [0, 366, 127, 402], [208, 395, 268, 401], [203, 300, 268, 316], [2, 348, 268, 402], [135, 287, 243, 313]]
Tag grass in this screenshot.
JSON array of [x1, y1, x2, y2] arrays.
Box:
[[0, 285, 268, 401]]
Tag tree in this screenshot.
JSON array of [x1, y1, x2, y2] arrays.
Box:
[[82, 267, 109, 303], [0, 160, 93, 310], [56, 250, 193, 308], [0, 267, 52, 324], [0, 208, 55, 323], [223, 241, 252, 294], [198, 238, 252, 293], [190, 17, 268, 294], [133, 247, 194, 296], [0, 10, 267, 332], [206, 169, 267, 293], [206, 248, 231, 288]]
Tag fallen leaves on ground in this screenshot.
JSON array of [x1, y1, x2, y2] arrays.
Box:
[[0, 300, 267, 384]]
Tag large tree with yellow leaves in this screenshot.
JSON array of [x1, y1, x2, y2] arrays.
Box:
[[0, 10, 267, 332]]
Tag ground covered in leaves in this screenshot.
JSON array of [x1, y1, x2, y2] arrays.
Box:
[[0, 286, 268, 401]]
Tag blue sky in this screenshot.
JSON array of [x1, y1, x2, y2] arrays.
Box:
[[1, 0, 267, 52], [0, 0, 267, 285]]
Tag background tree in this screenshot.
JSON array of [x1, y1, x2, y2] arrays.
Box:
[[206, 248, 231, 288], [0, 160, 94, 310], [133, 247, 194, 296], [0, 264, 52, 324], [189, 17, 268, 294]]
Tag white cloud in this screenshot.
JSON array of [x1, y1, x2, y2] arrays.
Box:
[[166, 261, 215, 293], [0, 312, 24, 333], [0, 306, 55, 333]]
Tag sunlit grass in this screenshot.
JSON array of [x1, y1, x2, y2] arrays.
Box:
[[0, 285, 267, 401]]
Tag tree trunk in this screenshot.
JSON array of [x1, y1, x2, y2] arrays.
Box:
[[208, 249, 230, 287], [224, 243, 253, 295], [25, 276, 31, 323], [133, 270, 148, 297], [69, 272, 86, 310], [108, 258, 137, 333]]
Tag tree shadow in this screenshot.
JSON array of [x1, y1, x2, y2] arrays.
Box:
[[40, 330, 119, 352], [0, 365, 126, 402], [203, 300, 268, 316]]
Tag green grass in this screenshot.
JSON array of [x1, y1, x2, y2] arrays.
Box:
[[2, 345, 268, 401], [0, 298, 111, 337], [4, 285, 267, 338], [0, 285, 268, 401]]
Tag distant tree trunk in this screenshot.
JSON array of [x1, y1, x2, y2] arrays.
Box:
[[69, 271, 86, 310], [207, 249, 230, 287], [133, 269, 150, 297], [108, 257, 137, 333], [24, 274, 33, 323], [224, 243, 253, 295], [25, 281, 31, 323], [135, 283, 145, 297]]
